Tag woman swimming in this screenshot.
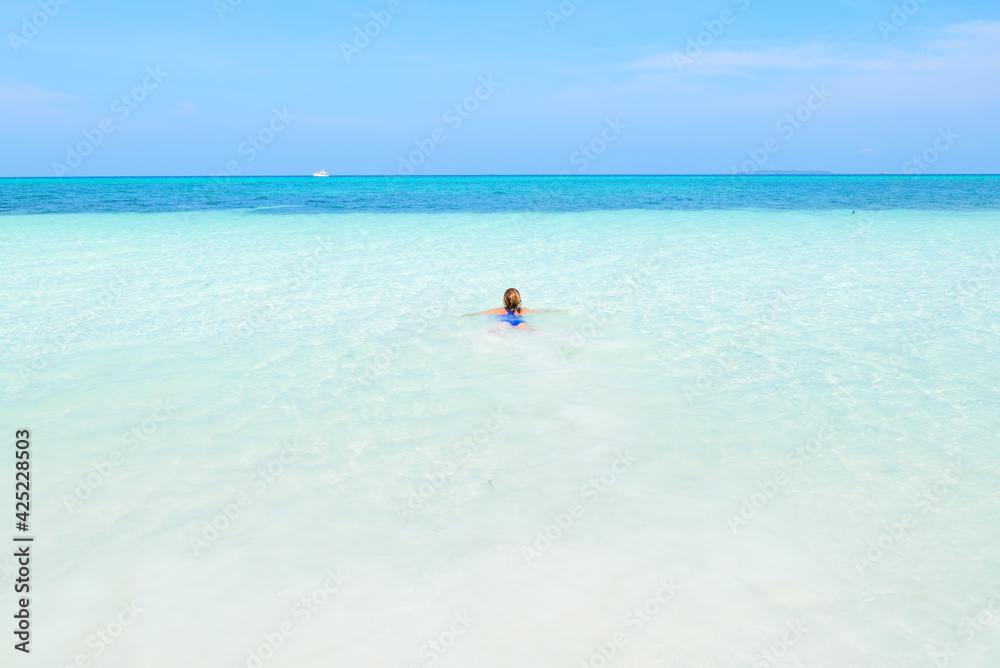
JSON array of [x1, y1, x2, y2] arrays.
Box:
[[463, 288, 557, 328]]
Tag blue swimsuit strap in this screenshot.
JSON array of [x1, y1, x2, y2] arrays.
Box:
[[500, 309, 524, 324]]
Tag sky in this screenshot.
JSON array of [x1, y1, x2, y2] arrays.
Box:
[[1, 0, 998, 176]]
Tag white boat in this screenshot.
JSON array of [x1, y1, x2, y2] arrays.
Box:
[[312, 169, 329, 177]]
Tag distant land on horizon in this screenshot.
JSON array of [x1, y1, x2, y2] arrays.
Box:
[[740, 170, 836, 176], [12, 172, 1000, 179]]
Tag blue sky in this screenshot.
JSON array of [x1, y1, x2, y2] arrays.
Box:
[[1, 0, 998, 176]]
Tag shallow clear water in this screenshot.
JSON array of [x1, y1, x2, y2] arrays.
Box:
[[2, 180, 1000, 667]]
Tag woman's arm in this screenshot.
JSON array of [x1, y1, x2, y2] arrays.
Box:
[[461, 308, 507, 316], [522, 308, 563, 313]]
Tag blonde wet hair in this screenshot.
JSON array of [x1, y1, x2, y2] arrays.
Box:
[[503, 288, 522, 314]]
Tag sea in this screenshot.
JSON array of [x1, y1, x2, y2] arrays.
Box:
[[2, 175, 999, 667]]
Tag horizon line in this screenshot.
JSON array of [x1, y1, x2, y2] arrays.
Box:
[[3, 173, 1000, 179]]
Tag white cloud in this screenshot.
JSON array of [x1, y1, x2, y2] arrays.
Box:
[[0, 80, 89, 106], [630, 46, 843, 72], [624, 21, 1000, 76]]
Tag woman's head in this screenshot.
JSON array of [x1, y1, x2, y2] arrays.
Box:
[[503, 288, 522, 314]]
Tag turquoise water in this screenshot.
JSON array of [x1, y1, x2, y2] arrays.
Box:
[[3, 174, 1000, 214], [2, 178, 1000, 667]]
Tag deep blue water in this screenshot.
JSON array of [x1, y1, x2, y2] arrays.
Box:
[[2, 175, 1000, 214]]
